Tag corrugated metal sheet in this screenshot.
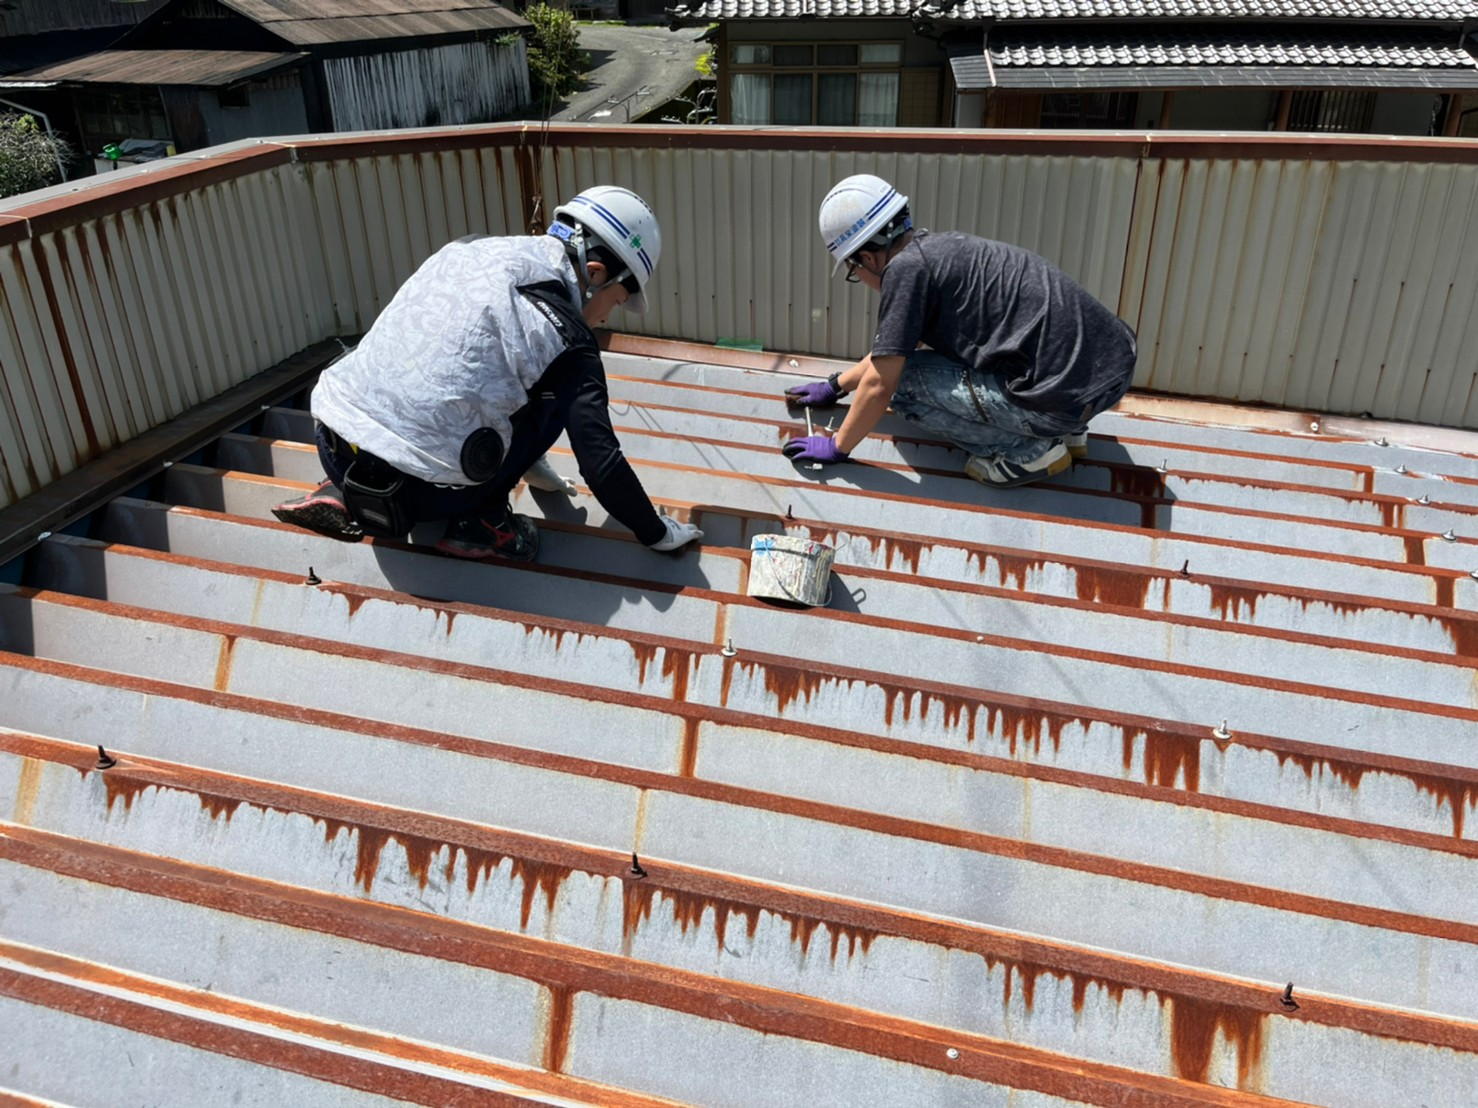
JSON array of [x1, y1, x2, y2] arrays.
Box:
[[14, 49, 306, 87], [219, 0, 529, 44], [0, 0, 168, 37], [4, 125, 1478, 507], [324, 39, 529, 132], [2, 335, 1478, 1103]]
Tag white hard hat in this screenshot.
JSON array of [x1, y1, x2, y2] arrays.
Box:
[[818, 174, 911, 276], [549, 185, 661, 313]]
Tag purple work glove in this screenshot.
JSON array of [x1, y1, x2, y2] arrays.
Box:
[[782, 434, 849, 465], [784, 377, 842, 407]]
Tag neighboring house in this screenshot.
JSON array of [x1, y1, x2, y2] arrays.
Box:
[[667, 0, 1478, 135], [0, 0, 532, 171]]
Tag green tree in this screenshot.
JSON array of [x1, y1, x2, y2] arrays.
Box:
[[0, 113, 69, 199], [525, 3, 588, 106]]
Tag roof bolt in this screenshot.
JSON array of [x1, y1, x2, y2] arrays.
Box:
[[1308, 421, 1319, 433], [1415, 495, 1430, 506], [1441, 530, 1458, 542], [1212, 720, 1232, 739], [1156, 460, 1168, 474], [1394, 464, 1407, 475], [161, 460, 173, 468], [1281, 982, 1299, 1011], [946, 1048, 960, 1060], [1180, 559, 1190, 577], [1470, 570, 1478, 581], [720, 638, 737, 657], [259, 403, 271, 411], [1375, 437, 1389, 447], [305, 566, 322, 585], [787, 358, 799, 368], [36, 531, 51, 542], [95, 745, 117, 770], [785, 504, 795, 522], [629, 852, 648, 879]]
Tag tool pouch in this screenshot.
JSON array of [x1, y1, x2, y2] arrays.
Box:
[[341, 453, 412, 537]]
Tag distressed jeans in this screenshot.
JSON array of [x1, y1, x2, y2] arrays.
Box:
[[889, 350, 1129, 465]]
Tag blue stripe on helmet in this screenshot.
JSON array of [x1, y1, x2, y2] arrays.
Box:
[[571, 195, 631, 238], [825, 189, 900, 255], [636, 248, 653, 275]]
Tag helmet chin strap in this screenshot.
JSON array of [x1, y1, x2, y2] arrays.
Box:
[[557, 221, 632, 303]]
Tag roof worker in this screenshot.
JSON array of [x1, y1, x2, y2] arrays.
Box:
[[782, 174, 1138, 487], [271, 186, 702, 560]]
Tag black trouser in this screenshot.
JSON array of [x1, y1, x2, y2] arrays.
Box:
[[317, 383, 565, 527]]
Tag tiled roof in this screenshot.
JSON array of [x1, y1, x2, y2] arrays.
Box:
[[991, 24, 1478, 67], [670, 0, 1478, 22]]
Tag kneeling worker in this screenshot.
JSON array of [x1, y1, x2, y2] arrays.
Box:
[[273, 185, 702, 560], [783, 175, 1137, 487]]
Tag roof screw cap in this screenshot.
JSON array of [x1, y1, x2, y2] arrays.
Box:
[[1212, 720, 1232, 739], [1374, 437, 1389, 447], [1415, 495, 1430, 506], [1156, 460, 1168, 474], [1281, 982, 1299, 1011], [305, 566, 322, 585], [945, 1048, 960, 1060], [720, 638, 737, 657], [1470, 570, 1478, 581], [1394, 464, 1407, 475], [95, 745, 117, 770], [1441, 530, 1458, 542], [629, 852, 647, 879], [1308, 421, 1320, 432]]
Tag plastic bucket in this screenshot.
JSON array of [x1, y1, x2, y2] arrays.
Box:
[[747, 533, 835, 608]]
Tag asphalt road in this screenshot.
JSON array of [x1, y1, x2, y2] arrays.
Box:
[[547, 24, 709, 124]]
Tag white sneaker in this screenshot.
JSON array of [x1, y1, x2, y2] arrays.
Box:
[[1065, 431, 1089, 459], [965, 441, 1073, 488]]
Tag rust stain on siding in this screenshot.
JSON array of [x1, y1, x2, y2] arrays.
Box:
[[1075, 565, 1154, 609], [1169, 994, 1266, 1089], [543, 985, 573, 1073], [1123, 730, 1201, 792]]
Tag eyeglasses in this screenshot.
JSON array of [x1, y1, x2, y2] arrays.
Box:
[[844, 256, 863, 283]]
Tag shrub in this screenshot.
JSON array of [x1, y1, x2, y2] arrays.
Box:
[[0, 113, 70, 199], [525, 4, 588, 104]]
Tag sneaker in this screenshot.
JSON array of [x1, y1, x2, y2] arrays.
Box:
[[965, 441, 1073, 488], [1065, 431, 1089, 459], [436, 511, 540, 562], [271, 480, 363, 541]]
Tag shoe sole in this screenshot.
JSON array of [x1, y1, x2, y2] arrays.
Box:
[[434, 538, 539, 563], [967, 450, 1074, 489], [271, 499, 363, 542]]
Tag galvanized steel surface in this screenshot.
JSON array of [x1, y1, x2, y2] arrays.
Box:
[[2, 338, 1478, 1104], [323, 39, 530, 133], [5, 126, 1478, 516]]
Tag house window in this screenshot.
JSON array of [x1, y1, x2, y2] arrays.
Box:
[[729, 42, 902, 126], [217, 85, 251, 110], [1039, 92, 1137, 129], [1287, 89, 1375, 133]]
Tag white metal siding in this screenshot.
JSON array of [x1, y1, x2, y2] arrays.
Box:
[[323, 40, 530, 133], [5, 127, 1478, 514]]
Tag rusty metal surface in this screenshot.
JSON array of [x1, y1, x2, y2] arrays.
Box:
[[14, 49, 306, 87], [5, 125, 1478, 514], [3, 333, 1478, 1104], [2, 123, 1478, 1104]]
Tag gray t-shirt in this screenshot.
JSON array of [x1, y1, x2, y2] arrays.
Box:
[[871, 231, 1136, 417]]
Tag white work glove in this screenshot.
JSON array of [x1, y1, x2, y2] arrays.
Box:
[[522, 455, 577, 495], [648, 513, 703, 552]]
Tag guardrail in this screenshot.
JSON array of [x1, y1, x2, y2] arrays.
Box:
[[2, 123, 1477, 510]]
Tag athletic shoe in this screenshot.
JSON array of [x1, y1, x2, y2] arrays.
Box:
[[271, 480, 363, 541], [436, 511, 540, 562], [1065, 431, 1089, 459], [965, 441, 1073, 488]]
